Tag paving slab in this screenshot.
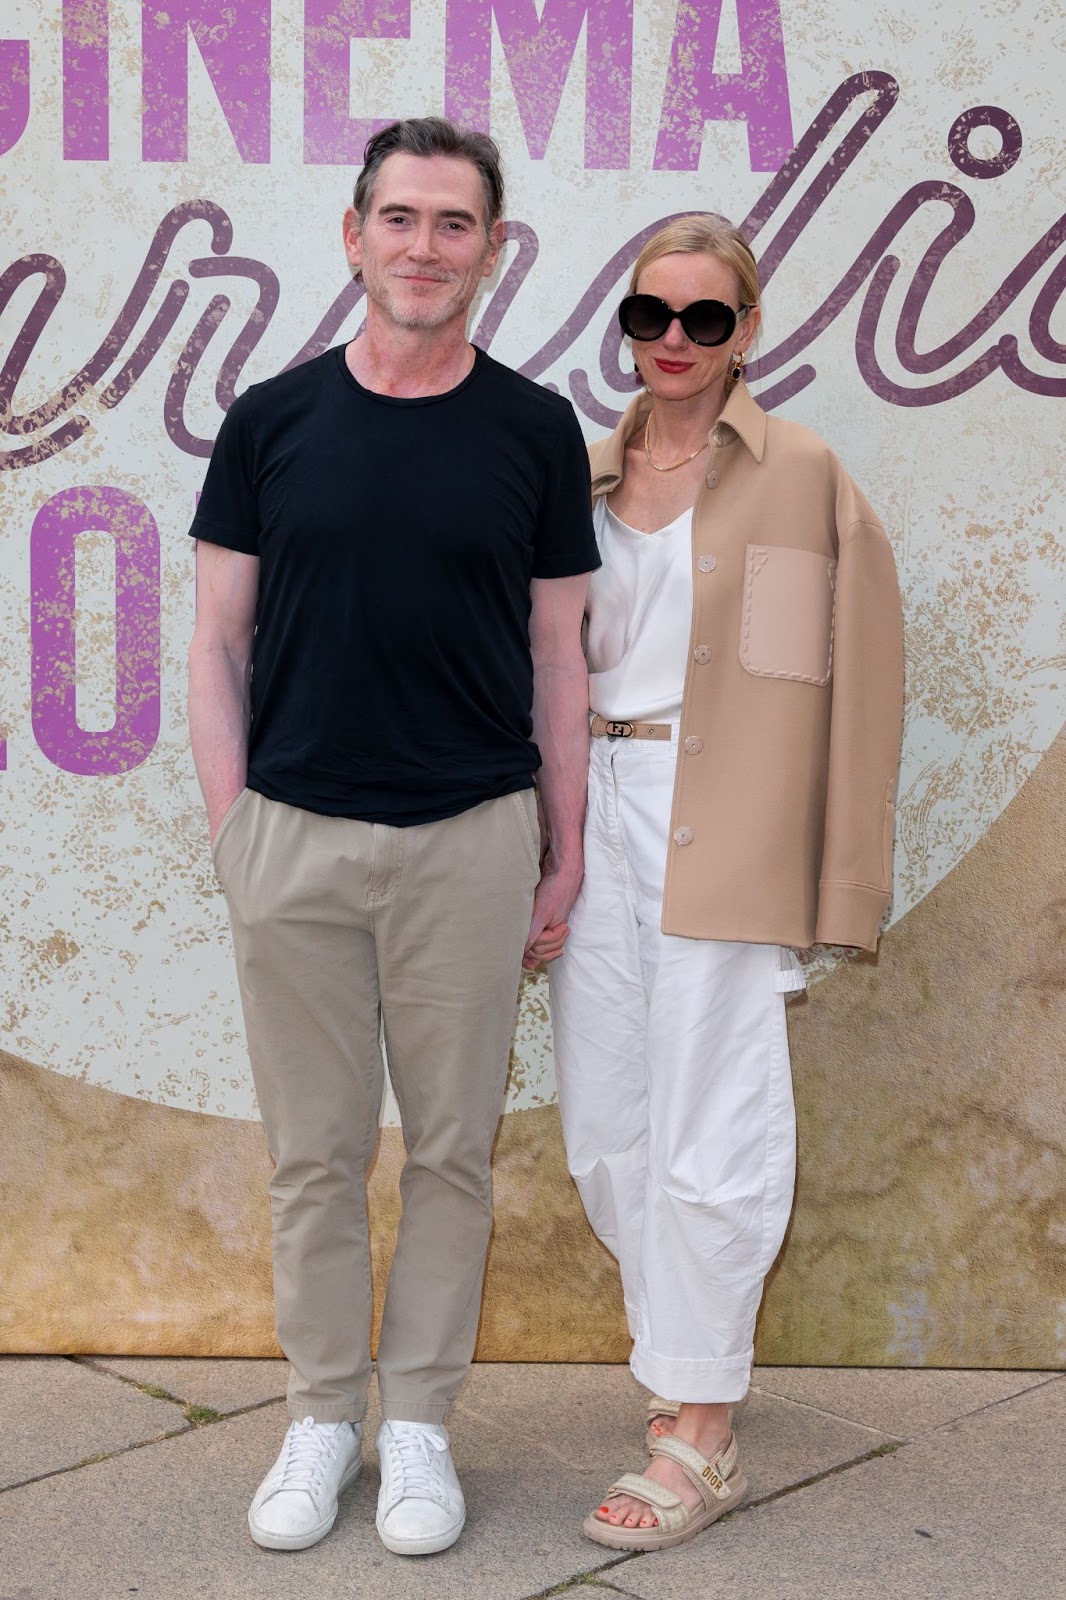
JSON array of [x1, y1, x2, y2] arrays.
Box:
[[84, 1356, 287, 1415], [751, 1364, 1054, 1438], [0, 1404, 585, 1600], [456, 1364, 891, 1500], [0, 1357, 185, 1491], [0, 1363, 889, 1600], [614, 1375, 1066, 1600]]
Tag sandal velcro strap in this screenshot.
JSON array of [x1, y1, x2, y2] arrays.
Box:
[[645, 1396, 682, 1423], [604, 1472, 689, 1534], [649, 1432, 739, 1505]]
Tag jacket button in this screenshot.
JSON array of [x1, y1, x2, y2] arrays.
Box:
[[673, 826, 694, 846], [712, 426, 728, 446], [683, 735, 703, 755], [697, 554, 717, 573], [693, 644, 711, 664], [705, 469, 719, 488]]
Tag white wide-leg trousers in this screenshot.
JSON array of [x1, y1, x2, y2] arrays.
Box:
[[549, 734, 799, 1403]]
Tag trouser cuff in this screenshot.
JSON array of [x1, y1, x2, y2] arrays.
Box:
[[630, 1342, 753, 1405], [287, 1402, 365, 1425], [380, 1399, 451, 1424]]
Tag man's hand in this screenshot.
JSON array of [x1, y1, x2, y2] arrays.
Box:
[[523, 851, 583, 970]]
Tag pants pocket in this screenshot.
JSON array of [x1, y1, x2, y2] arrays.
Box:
[[210, 787, 252, 875], [512, 788, 542, 873]]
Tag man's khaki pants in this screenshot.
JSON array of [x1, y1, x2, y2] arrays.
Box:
[[212, 786, 541, 1424]]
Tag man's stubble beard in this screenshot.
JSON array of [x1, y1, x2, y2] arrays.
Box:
[[360, 252, 492, 332]]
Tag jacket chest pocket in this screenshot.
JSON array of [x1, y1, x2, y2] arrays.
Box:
[[739, 544, 837, 686]]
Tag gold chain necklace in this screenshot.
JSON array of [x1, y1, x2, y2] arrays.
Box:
[[643, 413, 710, 473]]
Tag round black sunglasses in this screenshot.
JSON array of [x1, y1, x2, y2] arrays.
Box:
[[618, 293, 752, 348]]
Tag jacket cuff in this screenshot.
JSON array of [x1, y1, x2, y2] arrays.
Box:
[[815, 881, 889, 952]]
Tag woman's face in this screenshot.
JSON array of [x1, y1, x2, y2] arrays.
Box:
[[631, 250, 760, 405]]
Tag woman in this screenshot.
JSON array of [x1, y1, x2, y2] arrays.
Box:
[[548, 216, 904, 1551]]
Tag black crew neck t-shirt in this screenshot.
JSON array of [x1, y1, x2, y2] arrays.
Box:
[[189, 345, 599, 825]]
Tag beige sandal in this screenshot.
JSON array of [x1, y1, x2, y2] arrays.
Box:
[[644, 1396, 680, 1451], [582, 1431, 748, 1551]]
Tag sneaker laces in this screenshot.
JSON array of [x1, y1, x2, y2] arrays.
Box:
[[383, 1424, 449, 1502], [274, 1418, 342, 1492]]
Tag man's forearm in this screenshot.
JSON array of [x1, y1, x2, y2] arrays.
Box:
[[531, 652, 589, 870], [188, 636, 252, 837]]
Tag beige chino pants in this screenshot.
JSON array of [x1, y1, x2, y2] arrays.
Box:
[[212, 786, 541, 1424]]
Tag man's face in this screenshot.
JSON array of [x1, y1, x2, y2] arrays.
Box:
[[344, 153, 504, 333]]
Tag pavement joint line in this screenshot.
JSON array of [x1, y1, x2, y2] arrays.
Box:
[[0, 1390, 288, 1499], [918, 1369, 1066, 1437], [746, 1382, 901, 1439], [521, 1568, 641, 1598], [70, 1356, 288, 1424], [0, 1423, 192, 1497], [750, 1368, 1066, 1441], [732, 1436, 909, 1513]]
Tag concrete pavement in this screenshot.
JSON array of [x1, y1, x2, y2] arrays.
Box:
[[1, 1357, 1063, 1599]]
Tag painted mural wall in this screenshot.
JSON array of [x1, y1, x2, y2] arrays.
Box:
[[1, 0, 1063, 1362]]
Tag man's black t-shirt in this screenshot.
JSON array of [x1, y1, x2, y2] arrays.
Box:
[[190, 345, 599, 825]]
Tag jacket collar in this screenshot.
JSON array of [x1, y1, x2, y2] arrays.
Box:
[[717, 379, 767, 462], [589, 380, 767, 497]]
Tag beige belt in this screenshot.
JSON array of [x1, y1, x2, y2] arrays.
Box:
[[590, 714, 673, 741]]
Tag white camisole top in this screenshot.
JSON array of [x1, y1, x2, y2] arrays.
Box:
[[586, 496, 693, 722]]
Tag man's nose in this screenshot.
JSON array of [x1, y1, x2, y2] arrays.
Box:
[[406, 222, 439, 259]]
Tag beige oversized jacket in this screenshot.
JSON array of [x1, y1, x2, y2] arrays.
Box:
[[588, 382, 904, 951]]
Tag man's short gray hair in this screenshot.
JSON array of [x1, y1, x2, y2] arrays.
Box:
[[353, 118, 505, 240]]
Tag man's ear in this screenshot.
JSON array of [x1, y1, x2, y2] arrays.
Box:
[[482, 216, 507, 277], [342, 206, 362, 274]]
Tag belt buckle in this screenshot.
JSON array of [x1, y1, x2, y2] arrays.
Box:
[[605, 719, 634, 740]]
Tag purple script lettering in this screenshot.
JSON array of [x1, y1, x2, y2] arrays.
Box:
[[0, 37, 30, 157], [142, 0, 270, 164], [304, 0, 411, 165], [655, 0, 794, 173], [3, 77, 1064, 465], [446, 0, 633, 168], [31, 488, 161, 776], [63, 0, 109, 161]]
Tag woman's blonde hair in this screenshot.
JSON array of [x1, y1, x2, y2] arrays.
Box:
[[628, 214, 760, 311]]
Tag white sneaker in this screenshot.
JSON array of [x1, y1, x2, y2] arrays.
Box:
[[375, 1420, 466, 1555], [248, 1417, 362, 1550]]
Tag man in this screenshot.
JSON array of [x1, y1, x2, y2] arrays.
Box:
[[187, 117, 597, 1556]]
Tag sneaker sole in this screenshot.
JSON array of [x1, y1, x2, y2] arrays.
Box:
[[375, 1510, 466, 1557], [248, 1457, 362, 1551]]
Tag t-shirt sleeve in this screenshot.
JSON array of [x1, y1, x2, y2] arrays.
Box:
[[531, 403, 601, 579], [188, 392, 260, 555]]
